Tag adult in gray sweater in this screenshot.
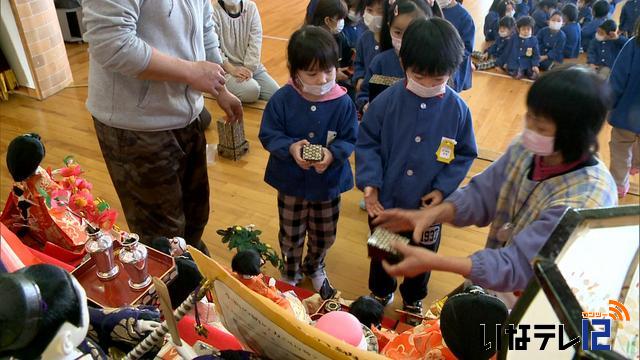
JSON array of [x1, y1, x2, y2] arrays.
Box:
[[83, 0, 243, 254]]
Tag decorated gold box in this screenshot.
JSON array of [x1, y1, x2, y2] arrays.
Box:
[[302, 144, 324, 162], [217, 118, 249, 160], [367, 227, 410, 265]]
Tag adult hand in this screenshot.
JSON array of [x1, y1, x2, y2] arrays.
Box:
[[532, 66, 540, 74], [313, 148, 334, 174], [421, 189, 443, 209], [216, 87, 243, 123], [189, 61, 226, 96], [363, 186, 384, 218], [289, 140, 312, 170], [373, 207, 439, 242], [381, 241, 436, 278]]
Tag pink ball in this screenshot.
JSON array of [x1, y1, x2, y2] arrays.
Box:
[[315, 311, 365, 348]]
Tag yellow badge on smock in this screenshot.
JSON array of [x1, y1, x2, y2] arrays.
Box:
[[526, 47, 533, 57], [436, 137, 457, 164]]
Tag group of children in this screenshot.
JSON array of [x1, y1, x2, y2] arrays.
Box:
[[226, 0, 640, 321], [473, 0, 639, 78]]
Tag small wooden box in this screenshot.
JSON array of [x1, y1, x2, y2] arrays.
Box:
[[367, 228, 410, 264], [301, 144, 324, 162], [217, 118, 249, 160]]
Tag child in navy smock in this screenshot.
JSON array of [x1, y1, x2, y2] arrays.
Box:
[[484, 0, 503, 41], [619, 0, 640, 36], [306, 0, 355, 99], [516, 0, 531, 18], [354, 0, 384, 92], [505, 16, 541, 79], [561, 3, 582, 57], [356, 18, 477, 319], [473, 16, 516, 69], [577, 0, 593, 25], [608, 28, 640, 197], [343, 0, 368, 48], [587, 20, 628, 76], [537, 11, 566, 69], [259, 26, 358, 297], [532, 0, 557, 34], [581, 0, 609, 51], [439, 0, 475, 91], [356, 0, 432, 111]]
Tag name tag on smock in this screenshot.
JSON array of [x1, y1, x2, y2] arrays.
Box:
[[436, 137, 457, 164]]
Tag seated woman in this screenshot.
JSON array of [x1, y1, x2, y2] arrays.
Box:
[[372, 65, 617, 306], [212, 0, 280, 103]]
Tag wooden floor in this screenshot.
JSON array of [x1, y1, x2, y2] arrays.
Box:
[[1, 0, 638, 314]]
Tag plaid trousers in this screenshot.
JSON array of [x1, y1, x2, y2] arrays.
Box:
[[277, 193, 341, 281]]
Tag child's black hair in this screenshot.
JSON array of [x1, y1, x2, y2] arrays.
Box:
[[380, 0, 434, 51], [538, 0, 557, 10], [498, 15, 517, 30], [550, 10, 563, 18], [489, 0, 504, 12], [350, 296, 384, 328], [592, 0, 609, 17], [516, 15, 535, 29], [287, 26, 339, 79], [400, 17, 464, 76], [562, 3, 578, 22], [526, 65, 611, 163], [598, 19, 617, 33], [497, 0, 515, 17], [305, 0, 348, 27], [364, 0, 383, 5]]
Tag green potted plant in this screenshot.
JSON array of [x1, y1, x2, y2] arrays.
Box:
[[217, 225, 283, 271]]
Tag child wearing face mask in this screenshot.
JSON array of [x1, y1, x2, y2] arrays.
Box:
[[212, 0, 280, 103], [259, 26, 358, 297], [356, 18, 477, 319], [342, 0, 368, 48], [580, 0, 609, 51], [439, 0, 475, 92], [354, 0, 385, 92], [537, 11, 566, 70], [561, 3, 581, 57], [587, 20, 628, 76], [473, 16, 516, 70], [532, 0, 557, 34], [356, 0, 432, 112], [306, 0, 355, 98], [504, 16, 541, 79]]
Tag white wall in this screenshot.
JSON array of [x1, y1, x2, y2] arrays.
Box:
[[0, 0, 36, 88]]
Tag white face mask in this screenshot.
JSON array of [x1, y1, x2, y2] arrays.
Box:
[[520, 33, 532, 39], [348, 10, 361, 23], [437, 0, 451, 8], [363, 12, 383, 32], [333, 18, 345, 33], [522, 127, 555, 155], [499, 29, 510, 37], [391, 34, 402, 52], [223, 0, 241, 6], [595, 33, 606, 41], [549, 21, 563, 30], [406, 77, 447, 98], [507, 9, 516, 17], [299, 77, 336, 96]]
